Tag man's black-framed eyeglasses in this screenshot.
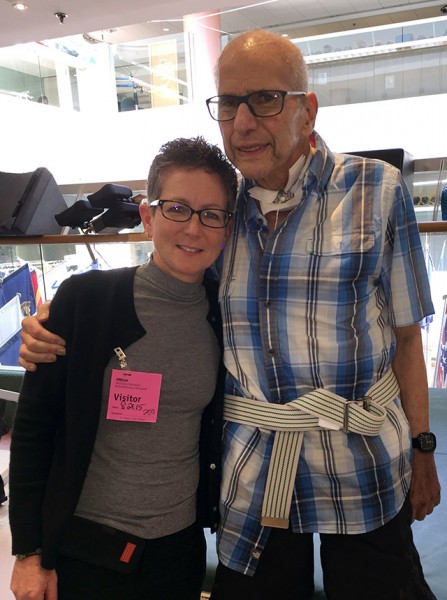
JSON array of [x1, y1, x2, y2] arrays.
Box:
[[149, 199, 232, 229], [206, 89, 306, 122]]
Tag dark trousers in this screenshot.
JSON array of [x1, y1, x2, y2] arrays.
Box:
[[211, 496, 436, 600], [57, 522, 206, 600]]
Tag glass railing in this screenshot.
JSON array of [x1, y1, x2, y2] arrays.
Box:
[[294, 16, 447, 58], [0, 31, 191, 113], [292, 16, 447, 107], [1, 223, 446, 389], [2, 16, 447, 113], [0, 233, 153, 367]]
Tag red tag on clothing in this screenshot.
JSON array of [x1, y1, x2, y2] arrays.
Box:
[[120, 542, 137, 563]]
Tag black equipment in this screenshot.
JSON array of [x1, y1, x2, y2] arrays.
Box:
[[89, 202, 141, 233], [0, 167, 67, 235], [55, 183, 141, 234], [55, 200, 103, 228], [87, 184, 133, 208]]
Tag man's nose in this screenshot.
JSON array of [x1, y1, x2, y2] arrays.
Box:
[[233, 101, 257, 131]]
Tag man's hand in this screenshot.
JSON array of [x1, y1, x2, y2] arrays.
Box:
[[10, 555, 58, 600], [410, 451, 441, 521], [19, 301, 65, 372]]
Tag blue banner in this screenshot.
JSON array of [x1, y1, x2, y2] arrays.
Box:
[[0, 263, 36, 366]]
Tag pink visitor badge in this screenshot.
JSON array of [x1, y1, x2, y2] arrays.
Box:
[[107, 369, 162, 423]]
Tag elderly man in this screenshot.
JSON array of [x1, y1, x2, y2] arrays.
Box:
[[206, 30, 440, 600]]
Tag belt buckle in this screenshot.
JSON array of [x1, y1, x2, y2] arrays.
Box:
[[359, 395, 372, 411], [343, 395, 372, 433]]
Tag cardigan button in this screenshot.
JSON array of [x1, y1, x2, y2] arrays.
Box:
[[210, 463, 216, 470]]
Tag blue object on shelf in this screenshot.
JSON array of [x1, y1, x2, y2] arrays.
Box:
[[441, 187, 447, 221]]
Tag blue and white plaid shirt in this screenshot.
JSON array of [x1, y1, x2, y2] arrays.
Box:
[[217, 132, 434, 575]]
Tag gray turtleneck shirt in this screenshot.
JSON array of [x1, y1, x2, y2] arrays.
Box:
[[75, 259, 220, 539]]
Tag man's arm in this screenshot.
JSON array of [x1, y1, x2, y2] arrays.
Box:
[[392, 323, 441, 521], [10, 555, 57, 600], [19, 301, 66, 371]]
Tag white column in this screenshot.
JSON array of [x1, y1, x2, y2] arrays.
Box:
[[183, 12, 222, 106], [55, 62, 74, 110]]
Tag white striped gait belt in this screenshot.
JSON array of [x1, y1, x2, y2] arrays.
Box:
[[223, 369, 400, 529]]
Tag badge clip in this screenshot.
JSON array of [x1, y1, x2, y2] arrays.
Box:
[[114, 347, 128, 369]]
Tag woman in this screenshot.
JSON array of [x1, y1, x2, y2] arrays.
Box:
[[9, 137, 237, 600]]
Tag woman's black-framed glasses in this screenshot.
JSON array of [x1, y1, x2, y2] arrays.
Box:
[[206, 89, 306, 122], [149, 199, 232, 229]]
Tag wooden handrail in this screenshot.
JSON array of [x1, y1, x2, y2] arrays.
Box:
[[0, 222, 446, 245], [418, 222, 447, 233], [0, 233, 150, 245]]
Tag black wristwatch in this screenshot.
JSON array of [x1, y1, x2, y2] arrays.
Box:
[[412, 432, 437, 452]]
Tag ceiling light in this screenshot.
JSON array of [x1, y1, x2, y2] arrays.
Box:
[[12, 3, 28, 10], [281, 33, 289, 38], [162, 27, 170, 32], [54, 11, 68, 24]]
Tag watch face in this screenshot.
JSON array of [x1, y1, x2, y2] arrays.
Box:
[[415, 432, 437, 452]]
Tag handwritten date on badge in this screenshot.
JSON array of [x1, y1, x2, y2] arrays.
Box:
[[107, 370, 162, 422], [115, 393, 155, 416]]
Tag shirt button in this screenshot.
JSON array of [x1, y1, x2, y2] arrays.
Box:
[[264, 300, 271, 308], [251, 549, 261, 559], [210, 463, 216, 470], [268, 348, 276, 356]]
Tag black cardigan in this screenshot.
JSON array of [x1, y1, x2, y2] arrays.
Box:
[[9, 266, 224, 570]]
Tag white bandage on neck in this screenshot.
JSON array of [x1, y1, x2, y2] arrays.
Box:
[[249, 152, 312, 215]]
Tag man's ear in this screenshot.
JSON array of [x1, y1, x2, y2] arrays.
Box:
[[139, 202, 154, 238], [302, 92, 318, 135]]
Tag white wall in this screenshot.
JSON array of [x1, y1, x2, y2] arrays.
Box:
[[317, 94, 447, 157], [1, 92, 446, 185]]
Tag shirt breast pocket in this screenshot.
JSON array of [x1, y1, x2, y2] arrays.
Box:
[[305, 230, 378, 302], [306, 230, 375, 256]]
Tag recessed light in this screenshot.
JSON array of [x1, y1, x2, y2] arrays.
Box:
[[281, 33, 289, 38], [54, 11, 68, 24], [13, 2, 28, 10], [162, 27, 170, 32]]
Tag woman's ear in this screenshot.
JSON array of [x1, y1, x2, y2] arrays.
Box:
[[139, 202, 154, 238]]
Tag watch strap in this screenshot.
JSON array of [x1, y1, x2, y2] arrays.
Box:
[[15, 548, 42, 560]]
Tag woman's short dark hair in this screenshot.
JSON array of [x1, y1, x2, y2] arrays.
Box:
[[146, 136, 238, 211]]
